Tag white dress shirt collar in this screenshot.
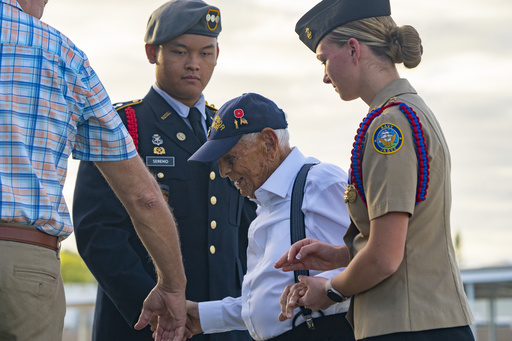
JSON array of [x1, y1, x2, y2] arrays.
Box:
[[254, 147, 304, 206], [151, 83, 206, 120]]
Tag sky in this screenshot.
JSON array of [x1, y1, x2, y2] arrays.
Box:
[[42, 0, 512, 269]]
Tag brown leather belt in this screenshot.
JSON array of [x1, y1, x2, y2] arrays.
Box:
[[0, 224, 60, 251]]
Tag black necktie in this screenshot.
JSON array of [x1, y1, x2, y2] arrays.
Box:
[[188, 107, 206, 144]]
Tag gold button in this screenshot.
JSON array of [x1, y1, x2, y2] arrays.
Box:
[[210, 171, 216, 180], [157, 172, 164, 179], [210, 220, 217, 229], [210, 245, 216, 254], [210, 196, 217, 205]]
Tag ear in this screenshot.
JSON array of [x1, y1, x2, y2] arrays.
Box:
[[260, 128, 279, 159], [216, 43, 220, 61], [145, 44, 158, 64], [347, 38, 361, 61]]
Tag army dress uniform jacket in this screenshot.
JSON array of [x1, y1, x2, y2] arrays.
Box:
[[73, 87, 256, 341]]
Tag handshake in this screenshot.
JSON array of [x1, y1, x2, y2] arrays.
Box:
[[145, 300, 203, 339], [184, 301, 203, 338]]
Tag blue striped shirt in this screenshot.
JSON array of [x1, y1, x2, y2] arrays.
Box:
[[0, 0, 137, 238]]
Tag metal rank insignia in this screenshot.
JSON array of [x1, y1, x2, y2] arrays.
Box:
[[152, 134, 165, 155], [344, 184, 357, 203], [152, 134, 163, 146]]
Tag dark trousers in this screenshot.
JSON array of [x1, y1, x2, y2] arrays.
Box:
[[266, 313, 355, 341], [360, 325, 475, 341]]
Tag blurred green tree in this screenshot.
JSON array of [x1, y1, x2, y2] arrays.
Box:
[[60, 250, 96, 283], [454, 231, 465, 268]]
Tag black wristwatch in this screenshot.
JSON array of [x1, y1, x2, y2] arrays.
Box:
[[325, 279, 349, 302]]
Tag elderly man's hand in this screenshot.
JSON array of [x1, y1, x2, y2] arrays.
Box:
[[134, 284, 187, 341], [185, 300, 203, 338], [278, 281, 307, 321], [278, 276, 335, 321]]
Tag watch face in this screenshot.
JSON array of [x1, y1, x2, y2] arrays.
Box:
[[327, 289, 344, 302]]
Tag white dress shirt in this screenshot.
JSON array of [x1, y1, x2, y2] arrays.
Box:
[[199, 148, 351, 340]]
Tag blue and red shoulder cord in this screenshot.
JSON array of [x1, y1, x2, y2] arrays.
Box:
[[350, 102, 430, 206]]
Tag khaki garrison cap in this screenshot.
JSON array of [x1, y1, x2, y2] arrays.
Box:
[[145, 0, 221, 45]]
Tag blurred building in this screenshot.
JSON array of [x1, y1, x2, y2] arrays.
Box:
[[463, 266, 512, 341]]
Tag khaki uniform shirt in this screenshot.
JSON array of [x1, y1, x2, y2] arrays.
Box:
[[344, 79, 474, 339]]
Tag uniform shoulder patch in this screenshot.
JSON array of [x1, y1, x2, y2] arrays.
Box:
[[372, 123, 403, 154], [205, 101, 218, 113], [113, 99, 143, 112]]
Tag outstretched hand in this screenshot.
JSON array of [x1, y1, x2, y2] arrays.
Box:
[[274, 238, 345, 272], [134, 284, 187, 341]]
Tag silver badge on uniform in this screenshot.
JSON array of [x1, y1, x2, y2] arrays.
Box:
[[152, 134, 163, 146]]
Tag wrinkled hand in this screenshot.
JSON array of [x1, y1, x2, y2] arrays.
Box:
[[278, 276, 334, 322], [278, 281, 307, 321], [185, 300, 203, 338], [134, 284, 187, 341], [274, 238, 342, 272]]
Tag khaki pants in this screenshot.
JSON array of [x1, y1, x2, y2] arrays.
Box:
[[0, 240, 65, 341]]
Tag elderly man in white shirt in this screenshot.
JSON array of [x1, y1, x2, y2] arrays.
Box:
[[187, 93, 354, 341]]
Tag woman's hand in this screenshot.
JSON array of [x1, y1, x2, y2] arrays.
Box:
[[274, 238, 348, 272]]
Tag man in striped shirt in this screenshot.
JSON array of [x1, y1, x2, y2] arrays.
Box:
[[0, 1, 187, 340]]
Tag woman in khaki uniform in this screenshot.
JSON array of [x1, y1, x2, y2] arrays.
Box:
[[275, 0, 475, 340]]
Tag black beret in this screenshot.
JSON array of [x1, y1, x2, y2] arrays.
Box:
[[145, 0, 221, 45], [296, 0, 391, 52]]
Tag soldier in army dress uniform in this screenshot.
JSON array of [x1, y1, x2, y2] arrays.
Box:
[[72, 1, 256, 340]]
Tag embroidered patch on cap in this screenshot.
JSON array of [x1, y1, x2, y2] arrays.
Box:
[[372, 123, 403, 154], [212, 116, 225, 132]]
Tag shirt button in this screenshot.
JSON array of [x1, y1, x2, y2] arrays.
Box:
[[210, 196, 217, 205], [210, 171, 216, 180], [157, 172, 164, 179], [210, 245, 216, 254], [210, 220, 217, 229]]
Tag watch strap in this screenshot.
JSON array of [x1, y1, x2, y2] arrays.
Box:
[[325, 278, 349, 302]]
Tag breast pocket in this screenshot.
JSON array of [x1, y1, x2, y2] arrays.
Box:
[[147, 155, 189, 219]]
